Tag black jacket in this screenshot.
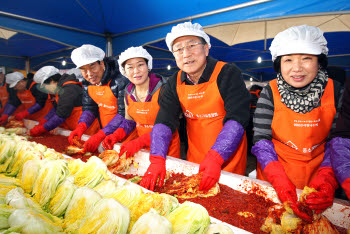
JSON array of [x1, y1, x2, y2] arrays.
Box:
[[8, 79, 48, 108], [53, 74, 83, 119], [81, 56, 130, 117]]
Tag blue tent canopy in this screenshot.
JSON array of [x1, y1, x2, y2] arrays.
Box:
[[1, 0, 349, 80]]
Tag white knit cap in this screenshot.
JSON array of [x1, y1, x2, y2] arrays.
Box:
[[118, 46, 153, 76], [269, 25, 328, 62], [71, 44, 105, 68], [165, 22, 211, 52], [5, 72, 24, 88], [34, 66, 60, 85]]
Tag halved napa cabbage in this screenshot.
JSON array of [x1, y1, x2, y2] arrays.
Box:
[[48, 176, 77, 217], [130, 208, 173, 234], [93, 179, 119, 198], [0, 204, 15, 229], [78, 198, 130, 234], [73, 156, 109, 188], [67, 158, 85, 175], [0, 140, 16, 167], [166, 201, 210, 234], [32, 159, 69, 209], [6, 143, 42, 177], [64, 186, 102, 231], [0, 174, 22, 188], [128, 192, 178, 231], [205, 223, 234, 234], [5, 187, 41, 210], [112, 181, 143, 208], [6, 208, 63, 233], [20, 159, 42, 193]]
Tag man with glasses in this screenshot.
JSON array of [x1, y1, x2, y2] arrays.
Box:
[[69, 44, 131, 153], [140, 22, 251, 191]]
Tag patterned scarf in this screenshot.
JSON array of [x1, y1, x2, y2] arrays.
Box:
[[277, 68, 328, 114]]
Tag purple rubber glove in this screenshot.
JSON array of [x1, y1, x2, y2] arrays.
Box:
[[3, 103, 16, 116], [330, 137, 350, 199], [103, 115, 135, 135], [27, 103, 43, 115], [43, 108, 56, 121], [251, 139, 278, 170], [140, 124, 172, 191], [78, 110, 96, 129], [43, 114, 66, 131], [211, 120, 244, 161]]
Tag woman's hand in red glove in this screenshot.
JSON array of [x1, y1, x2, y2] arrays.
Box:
[[30, 125, 47, 136], [84, 130, 106, 153], [140, 155, 166, 191]]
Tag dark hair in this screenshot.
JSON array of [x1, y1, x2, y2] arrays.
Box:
[[198, 37, 207, 45], [26, 73, 34, 80], [273, 54, 328, 73], [43, 73, 61, 84]]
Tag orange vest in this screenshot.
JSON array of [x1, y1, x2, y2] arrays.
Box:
[[257, 79, 336, 189], [176, 61, 247, 175], [0, 83, 9, 108], [14, 82, 52, 121], [127, 88, 181, 158], [88, 80, 118, 128]]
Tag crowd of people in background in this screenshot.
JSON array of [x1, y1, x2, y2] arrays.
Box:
[[0, 22, 349, 221]]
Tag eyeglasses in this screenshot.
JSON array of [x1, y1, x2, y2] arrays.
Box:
[[172, 42, 204, 55]]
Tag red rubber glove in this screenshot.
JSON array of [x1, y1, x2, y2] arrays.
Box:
[[68, 123, 87, 145], [140, 155, 166, 191], [305, 167, 338, 213], [0, 108, 4, 115], [199, 149, 224, 191], [15, 110, 30, 120], [38, 118, 48, 126], [0, 115, 8, 125], [119, 133, 151, 158], [84, 130, 106, 153], [30, 124, 47, 136], [102, 128, 126, 150], [264, 161, 312, 222]]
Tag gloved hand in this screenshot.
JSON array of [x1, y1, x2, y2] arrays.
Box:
[[102, 128, 126, 150], [15, 110, 30, 120], [38, 118, 48, 126], [84, 130, 106, 153], [264, 161, 312, 223], [30, 125, 47, 136], [68, 123, 87, 145], [0, 115, 8, 125], [0, 108, 4, 116], [119, 133, 151, 158], [305, 167, 338, 214], [199, 149, 224, 191], [140, 155, 166, 191]]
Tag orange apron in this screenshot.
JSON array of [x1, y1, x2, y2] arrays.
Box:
[[14, 82, 52, 121], [176, 61, 247, 175], [257, 79, 336, 189], [127, 88, 181, 158], [0, 84, 9, 108], [87, 80, 126, 138]]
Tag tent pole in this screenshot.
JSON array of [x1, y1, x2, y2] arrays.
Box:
[[25, 57, 30, 74], [106, 33, 112, 56]]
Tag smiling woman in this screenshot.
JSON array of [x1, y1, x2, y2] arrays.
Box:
[[252, 25, 344, 223]]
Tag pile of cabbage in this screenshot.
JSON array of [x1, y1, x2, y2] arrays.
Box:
[[0, 133, 234, 233]]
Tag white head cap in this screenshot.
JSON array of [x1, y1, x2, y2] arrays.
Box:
[[269, 25, 328, 62], [118, 46, 153, 76], [6, 72, 24, 88], [71, 44, 105, 68], [34, 66, 60, 85], [65, 68, 84, 81], [165, 22, 211, 52]]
